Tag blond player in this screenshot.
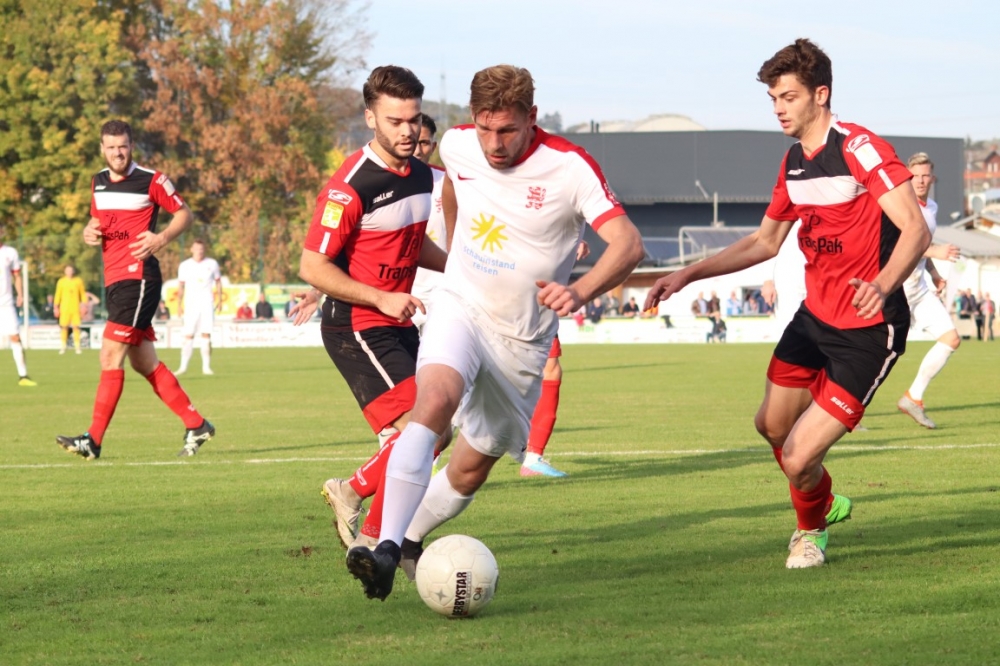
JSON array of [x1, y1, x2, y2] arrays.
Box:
[[54, 265, 87, 354], [345, 64, 645, 600]]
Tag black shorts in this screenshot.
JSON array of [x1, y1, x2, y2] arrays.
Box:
[[322, 323, 420, 433], [767, 306, 908, 430], [104, 279, 161, 345]]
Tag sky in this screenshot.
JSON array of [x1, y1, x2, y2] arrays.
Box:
[[351, 0, 1000, 140]]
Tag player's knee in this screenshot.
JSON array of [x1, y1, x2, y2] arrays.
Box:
[[941, 330, 960, 350], [754, 410, 785, 447]]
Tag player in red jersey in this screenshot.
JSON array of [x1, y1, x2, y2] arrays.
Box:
[[645, 39, 930, 569], [56, 120, 214, 460], [294, 68, 447, 552]]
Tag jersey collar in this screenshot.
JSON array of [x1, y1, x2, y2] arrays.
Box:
[[364, 142, 411, 177]]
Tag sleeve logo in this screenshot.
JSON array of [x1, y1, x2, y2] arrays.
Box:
[[846, 133, 882, 172], [156, 174, 177, 196], [321, 201, 344, 229], [328, 189, 353, 205]]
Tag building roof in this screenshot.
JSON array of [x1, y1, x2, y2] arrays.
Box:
[[566, 114, 705, 134], [933, 226, 1000, 258]]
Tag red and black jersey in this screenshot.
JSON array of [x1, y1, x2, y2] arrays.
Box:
[[766, 120, 912, 329], [303, 143, 433, 331], [90, 163, 186, 286]]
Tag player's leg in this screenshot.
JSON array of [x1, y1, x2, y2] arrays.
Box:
[[56, 335, 130, 459], [199, 332, 213, 374], [522, 337, 565, 477], [899, 296, 958, 429], [71, 311, 82, 353], [59, 324, 69, 354]]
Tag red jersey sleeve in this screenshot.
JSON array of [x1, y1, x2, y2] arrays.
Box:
[[841, 130, 911, 200], [765, 154, 797, 221], [303, 181, 364, 258], [90, 177, 98, 218], [149, 172, 186, 213]]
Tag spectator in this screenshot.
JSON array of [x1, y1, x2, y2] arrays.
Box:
[[42, 294, 55, 321], [605, 293, 621, 316], [621, 296, 640, 318], [691, 291, 709, 316], [235, 301, 254, 320], [572, 303, 586, 327], [154, 299, 171, 321], [957, 289, 973, 320], [79, 292, 101, 322], [255, 292, 275, 321], [708, 290, 721, 315], [587, 296, 605, 324], [981, 293, 995, 341], [974, 291, 986, 340], [706, 312, 727, 343], [725, 291, 742, 317]]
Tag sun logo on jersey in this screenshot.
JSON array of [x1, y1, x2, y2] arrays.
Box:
[[471, 213, 507, 253]]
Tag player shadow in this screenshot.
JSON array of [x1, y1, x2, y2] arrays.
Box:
[[235, 439, 376, 454], [565, 362, 676, 375], [864, 399, 998, 418]]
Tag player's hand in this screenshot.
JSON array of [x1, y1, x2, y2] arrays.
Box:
[[575, 241, 591, 262], [288, 290, 320, 326], [129, 231, 165, 260], [83, 219, 103, 246], [927, 243, 960, 262], [849, 278, 886, 320], [54, 305, 60, 318], [535, 281, 581, 316], [761, 280, 777, 307], [932, 276, 947, 296], [643, 272, 686, 311], [376, 292, 425, 323]]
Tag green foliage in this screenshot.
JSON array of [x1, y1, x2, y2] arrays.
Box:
[[2, 342, 1000, 664], [0, 0, 136, 300]]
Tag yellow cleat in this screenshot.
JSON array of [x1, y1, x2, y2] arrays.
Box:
[[18, 376, 38, 387]]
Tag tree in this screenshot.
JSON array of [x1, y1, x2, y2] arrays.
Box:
[[130, 0, 369, 283], [0, 0, 138, 304]]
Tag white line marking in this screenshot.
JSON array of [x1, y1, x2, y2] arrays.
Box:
[[5, 443, 999, 470]]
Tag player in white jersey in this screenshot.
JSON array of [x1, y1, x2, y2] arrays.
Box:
[[345, 64, 645, 600], [0, 229, 36, 386], [896, 153, 961, 429], [175, 239, 222, 375]]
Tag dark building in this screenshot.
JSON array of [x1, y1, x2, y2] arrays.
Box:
[[567, 130, 965, 265]]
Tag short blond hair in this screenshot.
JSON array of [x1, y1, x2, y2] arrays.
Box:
[[469, 65, 534, 117], [907, 152, 934, 169]]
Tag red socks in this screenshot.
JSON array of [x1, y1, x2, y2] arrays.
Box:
[[527, 379, 560, 455], [348, 433, 398, 498], [789, 468, 833, 531], [88, 369, 125, 444], [145, 362, 204, 429]]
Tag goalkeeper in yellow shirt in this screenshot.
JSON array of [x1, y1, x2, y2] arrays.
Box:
[[54, 265, 86, 354]]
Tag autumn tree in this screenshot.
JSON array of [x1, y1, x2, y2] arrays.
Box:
[[131, 0, 369, 283], [0, 0, 138, 304]]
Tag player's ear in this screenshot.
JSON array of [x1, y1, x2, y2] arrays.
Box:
[[365, 108, 377, 131]]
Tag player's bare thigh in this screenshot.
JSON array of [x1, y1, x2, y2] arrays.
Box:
[[754, 379, 813, 448]]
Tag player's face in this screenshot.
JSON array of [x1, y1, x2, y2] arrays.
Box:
[[366, 96, 422, 166], [909, 163, 935, 201], [414, 126, 437, 163], [100, 133, 133, 176], [767, 74, 828, 140], [474, 106, 538, 170], [64, 266, 74, 278], [190, 243, 205, 261]]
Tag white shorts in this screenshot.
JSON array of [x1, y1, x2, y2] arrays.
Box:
[[0, 304, 20, 337], [182, 302, 215, 337], [909, 291, 955, 340], [417, 290, 550, 462]]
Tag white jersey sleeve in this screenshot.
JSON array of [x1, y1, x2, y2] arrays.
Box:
[[0, 245, 21, 308], [411, 166, 447, 302]]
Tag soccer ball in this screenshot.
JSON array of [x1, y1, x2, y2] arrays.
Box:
[[415, 534, 499, 618]]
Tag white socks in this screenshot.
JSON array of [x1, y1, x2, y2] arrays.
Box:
[[405, 464, 475, 543], [908, 341, 955, 401], [199, 337, 211, 372], [179, 338, 194, 372], [380, 422, 438, 546], [11, 341, 27, 377]]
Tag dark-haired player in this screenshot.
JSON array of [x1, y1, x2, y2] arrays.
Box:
[[57, 120, 214, 460], [645, 39, 930, 568]]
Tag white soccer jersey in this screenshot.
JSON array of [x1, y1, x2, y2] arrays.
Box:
[[440, 126, 624, 342], [903, 198, 938, 303], [177, 257, 221, 307], [0, 244, 21, 308], [411, 165, 447, 303]]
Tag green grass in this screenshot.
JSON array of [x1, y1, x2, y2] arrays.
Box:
[[2, 341, 999, 665]]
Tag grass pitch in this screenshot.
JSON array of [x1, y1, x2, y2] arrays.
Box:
[[2, 341, 999, 665]]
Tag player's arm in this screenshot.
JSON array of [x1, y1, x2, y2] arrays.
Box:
[[537, 216, 644, 317], [850, 184, 932, 318], [418, 238, 447, 273], [11, 266, 23, 308], [644, 216, 790, 310], [298, 249, 425, 323], [129, 203, 193, 261], [214, 277, 223, 312], [176, 281, 186, 316], [442, 175, 456, 252]]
